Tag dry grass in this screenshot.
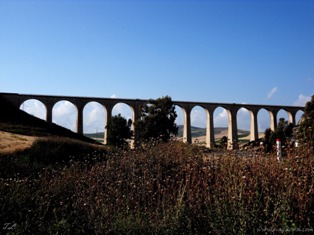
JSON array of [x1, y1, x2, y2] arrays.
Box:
[[0, 139, 313, 234], [0, 131, 36, 154]]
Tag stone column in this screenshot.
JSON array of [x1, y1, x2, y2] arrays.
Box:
[[45, 102, 54, 124], [287, 111, 296, 125], [205, 107, 215, 148], [250, 109, 259, 141], [104, 104, 113, 145], [227, 107, 238, 149], [183, 107, 192, 144], [130, 102, 142, 148], [76, 104, 84, 135], [269, 109, 277, 131]]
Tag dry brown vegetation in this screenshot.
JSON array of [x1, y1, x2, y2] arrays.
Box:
[[0, 131, 35, 154], [0, 138, 313, 234]]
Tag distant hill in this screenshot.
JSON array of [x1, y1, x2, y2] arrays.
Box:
[[177, 125, 250, 138], [84, 125, 251, 141], [0, 95, 98, 144]]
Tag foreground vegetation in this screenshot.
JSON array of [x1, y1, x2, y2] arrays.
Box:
[[0, 138, 313, 234]]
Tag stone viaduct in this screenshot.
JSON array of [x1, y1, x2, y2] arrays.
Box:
[[1, 92, 304, 149]]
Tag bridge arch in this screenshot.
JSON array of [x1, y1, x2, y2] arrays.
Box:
[[174, 104, 192, 143], [236, 107, 251, 142], [296, 110, 304, 124], [83, 101, 106, 142], [213, 106, 229, 147], [191, 105, 206, 145], [277, 109, 290, 125], [111, 102, 135, 146], [52, 100, 77, 132], [174, 105, 184, 140], [20, 99, 46, 121], [0, 92, 306, 149], [112, 102, 133, 121], [257, 108, 270, 135]]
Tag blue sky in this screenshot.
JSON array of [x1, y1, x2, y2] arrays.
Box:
[[1, 0, 313, 132]]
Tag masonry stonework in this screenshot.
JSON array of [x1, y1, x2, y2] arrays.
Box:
[[1, 92, 304, 149]]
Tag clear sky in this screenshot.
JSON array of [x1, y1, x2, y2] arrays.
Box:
[[0, 0, 313, 132]]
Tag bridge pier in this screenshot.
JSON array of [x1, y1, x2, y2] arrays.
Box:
[[268, 109, 278, 131], [131, 102, 143, 148], [0, 92, 304, 150], [46, 102, 54, 124], [205, 107, 215, 148], [104, 104, 113, 145], [288, 110, 297, 125], [227, 107, 238, 149], [182, 107, 192, 144], [76, 103, 84, 135], [250, 109, 259, 141]]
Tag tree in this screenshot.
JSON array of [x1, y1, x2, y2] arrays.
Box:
[[263, 118, 294, 152], [106, 114, 132, 148], [298, 95, 314, 149], [134, 96, 178, 143], [270, 118, 289, 145], [220, 136, 228, 149], [263, 128, 273, 152]]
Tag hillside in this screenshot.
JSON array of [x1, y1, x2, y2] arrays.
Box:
[[0, 95, 98, 144], [84, 125, 252, 144], [177, 125, 250, 139]]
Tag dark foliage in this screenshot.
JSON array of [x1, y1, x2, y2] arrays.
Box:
[[298, 95, 314, 149], [106, 114, 133, 148], [135, 96, 178, 143]]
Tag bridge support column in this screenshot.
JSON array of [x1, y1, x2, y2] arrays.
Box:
[[131, 102, 142, 148], [250, 109, 259, 141], [227, 107, 238, 149], [46, 102, 54, 124], [288, 111, 296, 125], [76, 104, 84, 135], [269, 109, 277, 131], [104, 105, 113, 145], [205, 108, 215, 148], [183, 107, 192, 144]]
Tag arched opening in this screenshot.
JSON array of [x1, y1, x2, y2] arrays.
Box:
[[190, 105, 206, 145], [20, 99, 46, 120], [112, 103, 133, 122], [83, 101, 106, 142], [52, 100, 77, 132], [257, 108, 270, 136], [296, 110, 304, 124], [237, 107, 251, 144], [112, 102, 134, 145], [277, 109, 289, 126], [213, 107, 228, 147], [174, 105, 184, 140]]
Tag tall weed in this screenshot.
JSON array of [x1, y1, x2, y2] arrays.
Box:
[[0, 140, 313, 234]]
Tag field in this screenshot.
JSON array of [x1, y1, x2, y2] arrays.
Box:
[[0, 136, 313, 234]]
